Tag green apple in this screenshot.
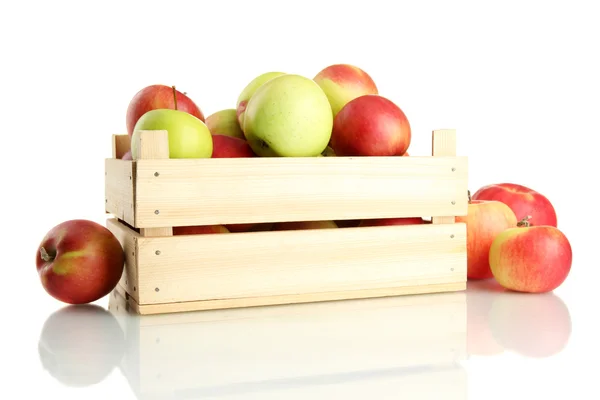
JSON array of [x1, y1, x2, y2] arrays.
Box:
[[243, 74, 333, 157], [205, 108, 244, 139], [236, 71, 286, 128], [131, 109, 213, 159]]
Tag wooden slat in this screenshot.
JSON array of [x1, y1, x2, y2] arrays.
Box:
[[134, 155, 468, 228], [132, 130, 173, 237], [106, 218, 140, 303], [112, 134, 131, 159], [133, 221, 466, 306], [431, 129, 463, 224], [105, 159, 135, 226]]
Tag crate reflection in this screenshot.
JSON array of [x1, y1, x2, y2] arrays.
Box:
[[108, 288, 467, 399]]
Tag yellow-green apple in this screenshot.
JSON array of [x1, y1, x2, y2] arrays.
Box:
[[243, 74, 333, 157], [173, 225, 230, 235], [488, 289, 571, 357], [272, 220, 338, 230], [489, 217, 572, 293], [358, 217, 425, 227], [206, 108, 244, 139], [37, 304, 125, 387], [330, 95, 411, 156], [313, 63, 378, 118], [35, 219, 125, 305], [131, 109, 213, 159], [211, 134, 256, 158], [126, 84, 204, 136], [236, 71, 286, 128], [471, 183, 558, 227], [455, 196, 518, 280], [121, 150, 132, 160]]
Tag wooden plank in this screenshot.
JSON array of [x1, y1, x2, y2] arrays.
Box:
[[133, 222, 467, 306], [132, 130, 174, 237], [106, 218, 141, 303], [134, 155, 468, 228], [105, 159, 135, 226], [112, 134, 131, 159], [431, 129, 464, 224]]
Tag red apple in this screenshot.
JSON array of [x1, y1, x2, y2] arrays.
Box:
[[36, 219, 125, 304], [211, 134, 256, 158], [489, 217, 572, 293], [126, 84, 205, 136], [121, 150, 132, 160], [173, 225, 230, 235], [313, 64, 378, 118], [272, 220, 338, 230], [358, 217, 425, 227], [330, 95, 411, 156], [471, 183, 557, 227], [456, 197, 518, 280]]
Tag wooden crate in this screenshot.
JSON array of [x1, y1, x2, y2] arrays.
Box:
[[105, 128, 468, 315], [107, 286, 467, 399]]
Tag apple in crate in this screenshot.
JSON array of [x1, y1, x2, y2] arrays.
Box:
[[173, 225, 230, 235], [358, 217, 425, 227], [456, 198, 518, 280], [471, 183, 558, 227], [243, 74, 333, 157], [489, 217, 572, 293], [272, 220, 338, 230], [126, 84, 205, 136], [236, 71, 286, 128], [35, 220, 125, 304], [205, 108, 245, 139], [212, 134, 256, 158], [313, 63, 379, 118], [330, 94, 411, 156], [131, 109, 213, 159]]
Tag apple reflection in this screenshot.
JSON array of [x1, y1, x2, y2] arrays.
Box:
[[38, 304, 125, 387], [108, 289, 468, 399], [467, 280, 571, 358]]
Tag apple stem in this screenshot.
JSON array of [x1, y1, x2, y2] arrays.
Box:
[[171, 86, 178, 110], [517, 215, 532, 227], [467, 190, 472, 204], [40, 246, 55, 262]]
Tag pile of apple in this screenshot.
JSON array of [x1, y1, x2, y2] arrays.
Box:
[[35, 63, 572, 306]]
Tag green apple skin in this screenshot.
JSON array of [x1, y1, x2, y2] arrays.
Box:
[[131, 109, 213, 159], [205, 108, 245, 140], [243, 74, 333, 157], [236, 71, 286, 128]]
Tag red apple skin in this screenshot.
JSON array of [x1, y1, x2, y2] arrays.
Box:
[[126, 84, 205, 136], [272, 220, 338, 231], [330, 95, 411, 157], [358, 217, 425, 227], [36, 220, 125, 305], [313, 64, 378, 118], [471, 183, 557, 227], [211, 134, 256, 158], [173, 225, 230, 235], [489, 224, 572, 293], [456, 200, 518, 280]]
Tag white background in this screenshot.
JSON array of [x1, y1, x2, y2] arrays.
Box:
[[1, 0, 598, 399]]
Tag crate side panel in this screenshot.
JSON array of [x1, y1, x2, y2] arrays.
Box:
[[135, 222, 467, 305], [105, 159, 135, 226], [134, 156, 468, 228], [106, 218, 140, 302]]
